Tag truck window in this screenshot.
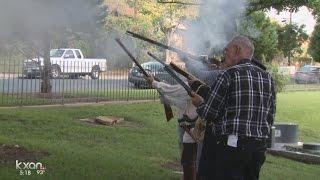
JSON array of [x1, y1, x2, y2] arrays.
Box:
[[64, 50, 75, 59], [75, 50, 82, 59], [50, 49, 65, 57]]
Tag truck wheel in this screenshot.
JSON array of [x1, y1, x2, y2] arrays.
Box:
[[90, 66, 100, 79], [51, 65, 61, 79]]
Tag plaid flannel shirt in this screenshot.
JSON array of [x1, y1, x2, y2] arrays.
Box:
[[197, 59, 276, 138]]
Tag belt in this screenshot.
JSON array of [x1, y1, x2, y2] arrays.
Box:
[[178, 115, 197, 128], [180, 124, 195, 129], [178, 114, 198, 123], [238, 136, 267, 143], [216, 135, 267, 147]]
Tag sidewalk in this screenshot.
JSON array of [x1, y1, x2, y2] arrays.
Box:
[[0, 99, 160, 109], [0, 73, 128, 80]]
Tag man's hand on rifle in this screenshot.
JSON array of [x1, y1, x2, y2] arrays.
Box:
[[191, 92, 204, 107], [145, 75, 155, 85], [208, 63, 219, 69], [187, 75, 199, 86]]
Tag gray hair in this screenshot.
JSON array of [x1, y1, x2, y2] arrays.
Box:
[[230, 35, 254, 59]]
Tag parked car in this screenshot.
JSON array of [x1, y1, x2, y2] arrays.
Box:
[[294, 65, 320, 84], [128, 61, 177, 88], [23, 58, 42, 79], [23, 48, 107, 79]]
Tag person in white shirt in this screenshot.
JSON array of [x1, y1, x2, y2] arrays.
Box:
[[146, 76, 198, 180]]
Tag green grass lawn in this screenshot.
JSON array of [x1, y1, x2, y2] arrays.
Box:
[[0, 91, 319, 179], [275, 91, 320, 142]]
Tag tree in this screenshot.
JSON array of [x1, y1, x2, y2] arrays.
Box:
[[277, 23, 308, 65], [105, 0, 197, 62], [0, 0, 108, 92], [308, 23, 320, 62], [248, 0, 318, 18], [239, 11, 279, 62], [249, 0, 307, 12]]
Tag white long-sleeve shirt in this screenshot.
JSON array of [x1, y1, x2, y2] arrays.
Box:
[[152, 81, 197, 143], [152, 81, 197, 120]]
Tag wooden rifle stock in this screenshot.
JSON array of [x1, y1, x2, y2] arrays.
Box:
[[169, 62, 206, 85], [182, 125, 198, 142], [115, 38, 173, 121], [170, 62, 211, 99]]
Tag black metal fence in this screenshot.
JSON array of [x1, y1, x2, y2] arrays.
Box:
[[0, 57, 169, 107], [1, 56, 320, 107], [283, 79, 320, 91]]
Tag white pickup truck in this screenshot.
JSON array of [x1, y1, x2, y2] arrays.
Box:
[[23, 48, 107, 79]]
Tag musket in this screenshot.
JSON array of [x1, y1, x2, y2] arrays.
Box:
[[147, 52, 199, 142], [147, 52, 193, 97], [127, 31, 198, 59], [169, 61, 206, 85], [115, 38, 174, 121], [170, 62, 211, 100], [126, 31, 222, 66]]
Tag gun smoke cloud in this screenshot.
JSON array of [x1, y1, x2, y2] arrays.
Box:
[[181, 0, 248, 55], [0, 0, 104, 50]]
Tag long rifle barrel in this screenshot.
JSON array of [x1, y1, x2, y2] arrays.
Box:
[[115, 38, 149, 77], [126, 31, 223, 67], [115, 38, 173, 121], [126, 31, 198, 59], [147, 52, 193, 96]]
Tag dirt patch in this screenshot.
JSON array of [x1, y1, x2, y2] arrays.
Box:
[[0, 144, 49, 165], [77, 116, 143, 128], [161, 161, 182, 172]]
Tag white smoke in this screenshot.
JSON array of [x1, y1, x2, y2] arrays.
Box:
[[0, 0, 103, 45], [181, 0, 248, 55]]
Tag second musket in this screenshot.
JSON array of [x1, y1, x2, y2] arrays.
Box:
[[115, 38, 174, 121], [169, 61, 206, 85], [147, 52, 193, 97], [127, 31, 201, 59], [126, 31, 222, 67]]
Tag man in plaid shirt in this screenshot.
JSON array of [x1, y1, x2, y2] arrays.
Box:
[[191, 36, 276, 180]]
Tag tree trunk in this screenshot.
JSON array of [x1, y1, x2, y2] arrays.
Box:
[[165, 29, 174, 63], [288, 51, 291, 66], [40, 38, 52, 93]]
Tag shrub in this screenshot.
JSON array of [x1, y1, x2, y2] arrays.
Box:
[[266, 63, 289, 93]]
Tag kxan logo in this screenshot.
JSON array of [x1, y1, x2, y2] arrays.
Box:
[[16, 160, 45, 170]]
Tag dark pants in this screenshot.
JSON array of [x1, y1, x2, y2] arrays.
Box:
[[198, 125, 217, 180], [212, 136, 267, 180], [181, 143, 198, 180], [181, 143, 198, 166]]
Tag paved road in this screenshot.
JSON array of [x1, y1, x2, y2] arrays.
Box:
[[0, 78, 133, 93]]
